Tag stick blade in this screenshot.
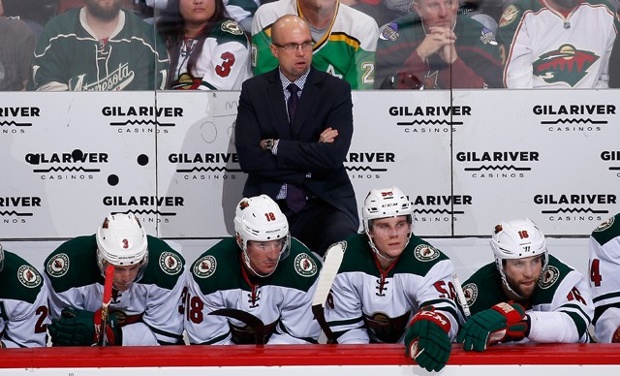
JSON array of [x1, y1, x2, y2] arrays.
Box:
[[312, 241, 346, 306]]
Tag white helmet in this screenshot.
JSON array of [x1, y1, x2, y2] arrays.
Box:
[[0, 243, 4, 273], [96, 213, 149, 278], [234, 195, 290, 276], [362, 186, 414, 260], [490, 218, 548, 297]]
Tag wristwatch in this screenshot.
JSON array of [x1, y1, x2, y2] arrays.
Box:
[[264, 139, 274, 151]]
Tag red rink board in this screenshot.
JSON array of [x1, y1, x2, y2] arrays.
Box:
[[1, 344, 620, 368]]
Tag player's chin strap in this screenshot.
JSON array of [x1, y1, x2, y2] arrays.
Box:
[[495, 259, 526, 301], [366, 232, 411, 263]]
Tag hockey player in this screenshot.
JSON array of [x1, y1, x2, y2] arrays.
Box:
[[324, 186, 462, 372], [29, 0, 170, 91], [588, 213, 620, 342], [44, 213, 186, 346], [156, 0, 252, 90], [0, 243, 50, 348], [184, 194, 322, 344], [459, 218, 593, 351], [496, 0, 618, 88], [251, 0, 379, 89]]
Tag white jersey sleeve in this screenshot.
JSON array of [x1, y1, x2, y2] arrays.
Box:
[[589, 215, 620, 342], [1, 282, 50, 348], [199, 35, 252, 90], [528, 269, 593, 343]]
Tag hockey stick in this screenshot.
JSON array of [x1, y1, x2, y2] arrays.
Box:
[[209, 308, 266, 346], [311, 241, 346, 344], [96, 264, 115, 346], [452, 272, 471, 318]]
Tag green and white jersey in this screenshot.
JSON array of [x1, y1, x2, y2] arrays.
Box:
[[251, 0, 379, 89], [462, 255, 593, 343], [589, 213, 620, 342], [0, 250, 49, 348], [44, 235, 186, 345], [30, 8, 170, 91], [324, 234, 461, 344], [185, 237, 321, 345]]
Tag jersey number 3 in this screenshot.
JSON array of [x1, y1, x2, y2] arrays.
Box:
[[216, 52, 236, 78]]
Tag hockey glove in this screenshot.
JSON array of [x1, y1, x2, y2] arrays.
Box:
[[404, 307, 452, 372], [612, 327, 620, 343], [49, 308, 123, 346], [458, 302, 526, 352]]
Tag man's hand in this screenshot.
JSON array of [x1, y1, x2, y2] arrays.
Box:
[[404, 307, 452, 372], [612, 326, 620, 343], [458, 302, 527, 352], [416, 26, 457, 64], [49, 307, 123, 346], [319, 127, 338, 143]]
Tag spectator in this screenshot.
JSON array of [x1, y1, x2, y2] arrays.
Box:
[[324, 186, 462, 372], [344, 0, 411, 27], [0, 243, 50, 348], [496, 0, 618, 88], [458, 218, 593, 351], [588, 213, 620, 342], [235, 15, 359, 257], [0, 0, 35, 91], [251, 0, 379, 89], [29, 0, 170, 91], [184, 195, 322, 344], [44, 213, 186, 346], [137, 0, 261, 31], [374, 0, 502, 89], [157, 0, 251, 90]]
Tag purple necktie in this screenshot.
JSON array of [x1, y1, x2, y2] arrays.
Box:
[[285, 83, 305, 212], [287, 83, 299, 123]]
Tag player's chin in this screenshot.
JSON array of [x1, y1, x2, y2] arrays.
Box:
[[114, 283, 133, 292]]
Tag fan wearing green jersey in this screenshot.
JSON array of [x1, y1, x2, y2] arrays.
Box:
[[30, 0, 170, 91], [251, 0, 379, 89]]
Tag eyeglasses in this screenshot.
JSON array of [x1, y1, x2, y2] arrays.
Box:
[[273, 41, 314, 52]]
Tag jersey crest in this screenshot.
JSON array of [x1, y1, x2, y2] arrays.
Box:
[[193, 255, 217, 278], [17, 264, 42, 288], [159, 251, 183, 275], [221, 20, 243, 36], [499, 5, 519, 27], [538, 265, 560, 289], [380, 23, 400, 41], [294, 253, 318, 277], [46, 253, 70, 277], [413, 244, 440, 262], [593, 216, 615, 232], [532, 44, 599, 87], [463, 282, 478, 307]]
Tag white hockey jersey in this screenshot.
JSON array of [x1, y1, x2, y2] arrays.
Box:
[[496, 0, 618, 88]]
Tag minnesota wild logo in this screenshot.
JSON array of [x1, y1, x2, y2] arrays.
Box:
[[533, 44, 599, 87]]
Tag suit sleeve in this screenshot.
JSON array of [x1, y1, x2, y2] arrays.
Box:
[[235, 80, 307, 184], [275, 81, 353, 173]]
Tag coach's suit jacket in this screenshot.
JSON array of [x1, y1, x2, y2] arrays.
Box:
[[235, 67, 359, 227]]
